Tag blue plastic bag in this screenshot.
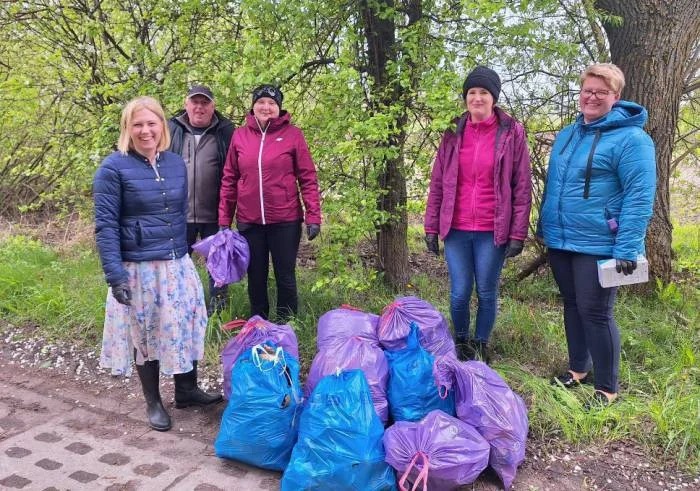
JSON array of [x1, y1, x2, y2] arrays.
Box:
[[281, 369, 396, 491], [214, 342, 302, 471], [385, 322, 455, 422]]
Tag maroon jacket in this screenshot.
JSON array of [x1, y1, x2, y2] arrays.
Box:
[[424, 107, 532, 245], [218, 112, 322, 227]]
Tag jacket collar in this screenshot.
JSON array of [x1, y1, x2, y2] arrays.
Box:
[[245, 111, 291, 133]]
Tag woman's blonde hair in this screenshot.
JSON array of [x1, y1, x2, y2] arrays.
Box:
[[117, 96, 171, 154], [580, 63, 625, 95]]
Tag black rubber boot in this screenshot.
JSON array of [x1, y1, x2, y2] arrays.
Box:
[[174, 361, 223, 409], [474, 341, 491, 365], [456, 337, 477, 361], [135, 359, 172, 431]]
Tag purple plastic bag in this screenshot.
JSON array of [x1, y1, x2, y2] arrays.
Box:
[[191, 229, 250, 287], [220, 316, 299, 400], [378, 296, 456, 356], [384, 409, 490, 490], [434, 355, 528, 489], [305, 336, 389, 423], [316, 306, 379, 350]]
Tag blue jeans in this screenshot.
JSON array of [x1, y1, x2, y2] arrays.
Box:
[[444, 230, 506, 342]]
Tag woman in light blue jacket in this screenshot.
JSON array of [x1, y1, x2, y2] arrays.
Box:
[[538, 63, 656, 407]]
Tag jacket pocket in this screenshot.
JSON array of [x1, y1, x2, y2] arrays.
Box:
[[135, 221, 143, 246]]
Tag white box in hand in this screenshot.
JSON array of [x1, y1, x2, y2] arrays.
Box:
[[597, 255, 649, 288]]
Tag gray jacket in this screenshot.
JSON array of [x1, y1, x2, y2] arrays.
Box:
[[168, 111, 234, 223]]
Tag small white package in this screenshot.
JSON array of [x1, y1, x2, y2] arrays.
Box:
[[597, 255, 649, 288]]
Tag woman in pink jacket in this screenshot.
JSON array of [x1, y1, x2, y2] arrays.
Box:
[[218, 85, 322, 321], [424, 66, 532, 362]]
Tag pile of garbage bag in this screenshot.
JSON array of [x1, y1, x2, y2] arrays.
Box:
[[214, 296, 529, 490]]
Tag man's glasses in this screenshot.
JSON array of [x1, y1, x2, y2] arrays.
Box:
[[581, 89, 614, 99]]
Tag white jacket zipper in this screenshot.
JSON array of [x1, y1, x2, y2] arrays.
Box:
[[255, 119, 268, 225]]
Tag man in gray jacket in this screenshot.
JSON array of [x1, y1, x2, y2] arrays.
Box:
[[168, 85, 234, 314]]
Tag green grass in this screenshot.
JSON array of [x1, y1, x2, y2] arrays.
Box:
[[0, 226, 698, 472]]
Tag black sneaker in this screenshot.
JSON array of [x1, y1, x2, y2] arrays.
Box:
[[583, 390, 617, 411], [552, 371, 590, 388]]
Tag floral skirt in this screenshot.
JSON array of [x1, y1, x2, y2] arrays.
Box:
[[100, 254, 208, 376]]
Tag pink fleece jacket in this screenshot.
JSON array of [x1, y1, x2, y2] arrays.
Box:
[[452, 113, 498, 231]]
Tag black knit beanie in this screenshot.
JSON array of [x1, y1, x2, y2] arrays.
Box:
[[252, 84, 283, 108], [462, 66, 501, 102]]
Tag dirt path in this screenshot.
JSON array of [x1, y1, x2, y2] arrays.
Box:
[[1, 321, 696, 490]]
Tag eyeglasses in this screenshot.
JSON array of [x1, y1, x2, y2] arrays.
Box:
[[581, 89, 614, 99]]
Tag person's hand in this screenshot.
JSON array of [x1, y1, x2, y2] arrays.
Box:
[[504, 239, 524, 258], [306, 223, 321, 241], [425, 233, 439, 255], [111, 282, 132, 306], [615, 259, 637, 275]]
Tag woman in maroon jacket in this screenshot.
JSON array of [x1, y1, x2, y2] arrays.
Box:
[[424, 66, 532, 362], [218, 85, 322, 321]]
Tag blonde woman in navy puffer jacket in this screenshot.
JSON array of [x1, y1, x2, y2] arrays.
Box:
[[94, 96, 221, 433]]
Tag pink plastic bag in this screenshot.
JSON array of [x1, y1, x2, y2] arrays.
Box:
[[316, 305, 379, 349], [378, 296, 455, 356], [434, 355, 528, 489], [304, 336, 389, 423], [191, 229, 250, 287], [220, 316, 298, 399], [383, 410, 490, 490]]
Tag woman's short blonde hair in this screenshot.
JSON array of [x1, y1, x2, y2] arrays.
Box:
[[117, 96, 171, 154], [580, 63, 625, 95]]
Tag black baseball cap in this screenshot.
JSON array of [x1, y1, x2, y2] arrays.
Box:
[[187, 85, 214, 101]]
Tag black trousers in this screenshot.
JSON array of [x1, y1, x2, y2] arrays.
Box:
[[239, 221, 302, 321], [186, 223, 227, 297], [548, 248, 620, 393]]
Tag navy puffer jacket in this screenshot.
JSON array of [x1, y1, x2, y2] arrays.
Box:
[[93, 150, 188, 285]]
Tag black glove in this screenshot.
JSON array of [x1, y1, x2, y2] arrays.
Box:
[[615, 259, 637, 275], [504, 239, 524, 258], [425, 233, 439, 255], [111, 282, 132, 306], [218, 225, 229, 232], [306, 223, 321, 241]]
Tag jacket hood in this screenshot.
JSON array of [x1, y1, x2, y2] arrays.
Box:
[[245, 111, 291, 133], [576, 100, 648, 131]]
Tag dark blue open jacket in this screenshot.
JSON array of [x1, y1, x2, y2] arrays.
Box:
[[93, 150, 188, 285]]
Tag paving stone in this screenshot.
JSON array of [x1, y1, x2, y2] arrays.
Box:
[[98, 451, 131, 465], [35, 458, 62, 470], [194, 484, 224, 491], [68, 470, 99, 483], [34, 432, 62, 443], [105, 479, 140, 490], [65, 441, 93, 455], [258, 477, 281, 490], [218, 459, 249, 478], [5, 446, 31, 458], [0, 474, 32, 488], [133, 461, 170, 477], [0, 416, 25, 431]]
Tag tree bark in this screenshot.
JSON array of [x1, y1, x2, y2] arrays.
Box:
[[595, 0, 700, 283], [360, 0, 412, 289]]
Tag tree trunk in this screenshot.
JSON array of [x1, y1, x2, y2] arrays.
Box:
[[360, 0, 411, 289], [595, 0, 700, 284]]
